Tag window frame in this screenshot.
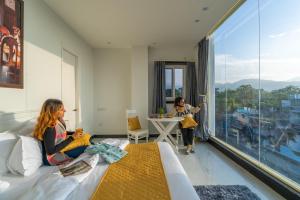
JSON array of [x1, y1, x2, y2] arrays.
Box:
[[165, 64, 186, 103]]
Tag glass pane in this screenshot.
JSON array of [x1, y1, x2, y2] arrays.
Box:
[[260, 0, 300, 184], [175, 69, 183, 97], [214, 0, 260, 159], [225, 1, 260, 160], [165, 69, 173, 97], [214, 35, 227, 142]]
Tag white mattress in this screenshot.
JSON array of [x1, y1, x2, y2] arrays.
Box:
[[0, 166, 56, 200], [0, 141, 199, 200]]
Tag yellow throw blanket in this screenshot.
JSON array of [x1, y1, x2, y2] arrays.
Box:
[[90, 143, 171, 200], [61, 133, 91, 153]]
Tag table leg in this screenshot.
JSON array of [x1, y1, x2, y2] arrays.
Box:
[[149, 120, 180, 151], [152, 121, 166, 141], [157, 121, 178, 150]]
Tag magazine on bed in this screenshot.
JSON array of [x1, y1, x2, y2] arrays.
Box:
[[59, 160, 92, 177]]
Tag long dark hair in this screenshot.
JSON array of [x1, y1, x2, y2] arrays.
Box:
[[174, 97, 184, 107]]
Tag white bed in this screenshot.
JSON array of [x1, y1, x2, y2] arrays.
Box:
[[0, 141, 199, 200]]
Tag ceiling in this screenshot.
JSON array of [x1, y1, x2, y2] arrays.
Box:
[[43, 0, 238, 48]]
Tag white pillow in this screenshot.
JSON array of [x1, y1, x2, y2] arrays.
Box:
[[7, 136, 42, 176], [0, 132, 17, 175]]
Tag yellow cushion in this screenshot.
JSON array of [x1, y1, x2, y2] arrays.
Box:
[[61, 133, 91, 153], [181, 117, 198, 129], [128, 116, 141, 131]]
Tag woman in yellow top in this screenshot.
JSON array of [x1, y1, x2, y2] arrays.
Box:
[[169, 97, 200, 154]]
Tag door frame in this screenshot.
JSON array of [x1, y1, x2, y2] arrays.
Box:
[[61, 47, 79, 129]]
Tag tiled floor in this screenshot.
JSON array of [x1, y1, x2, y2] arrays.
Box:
[[176, 142, 286, 200]]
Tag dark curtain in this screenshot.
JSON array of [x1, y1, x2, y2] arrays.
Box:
[[196, 37, 210, 141], [185, 62, 198, 106], [152, 61, 167, 113]]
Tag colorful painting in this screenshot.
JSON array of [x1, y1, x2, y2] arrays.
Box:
[[0, 0, 23, 88]]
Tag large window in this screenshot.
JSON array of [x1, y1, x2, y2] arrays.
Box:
[[211, 0, 300, 189], [165, 66, 185, 101]]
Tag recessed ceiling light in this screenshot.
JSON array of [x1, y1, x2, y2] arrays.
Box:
[[107, 41, 111, 45], [195, 19, 200, 23], [202, 7, 208, 11]]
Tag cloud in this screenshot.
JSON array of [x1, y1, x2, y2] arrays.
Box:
[[214, 54, 300, 82], [269, 32, 287, 38], [293, 28, 300, 33], [268, 27, 300, 39]]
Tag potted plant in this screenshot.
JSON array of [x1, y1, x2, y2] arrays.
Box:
[[158, 107, 164, 118]]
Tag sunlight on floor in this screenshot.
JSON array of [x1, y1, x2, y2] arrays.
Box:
[[176, 142, 285, 200]]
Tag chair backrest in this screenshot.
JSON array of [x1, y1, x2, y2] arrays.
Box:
[[126, 109, 138, 131]]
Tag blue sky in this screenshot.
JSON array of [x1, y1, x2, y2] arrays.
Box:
[[214, 0, 300, 83], [166, 68, 183, 89]]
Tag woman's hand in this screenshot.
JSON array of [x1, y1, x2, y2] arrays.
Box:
[[72, 128, 83, 139], [76, 128, 83, 133], [191, 105, 201, 114]]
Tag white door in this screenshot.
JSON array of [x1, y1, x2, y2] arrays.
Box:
[[62, 49, 77, 131]]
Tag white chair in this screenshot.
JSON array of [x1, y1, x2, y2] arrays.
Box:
[[126, 109, 149, 144]]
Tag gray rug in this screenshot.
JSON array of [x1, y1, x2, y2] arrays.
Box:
[[193, 185, 261, 200]]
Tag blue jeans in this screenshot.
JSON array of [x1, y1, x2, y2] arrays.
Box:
[[43, 146, 88, 166], [64, 146, 88, 158]]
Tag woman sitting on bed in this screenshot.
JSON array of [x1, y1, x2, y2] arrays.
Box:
[[33, 99, 87, 166]]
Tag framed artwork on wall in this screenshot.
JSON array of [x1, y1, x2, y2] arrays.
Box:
[[0, 0, 23, 88]]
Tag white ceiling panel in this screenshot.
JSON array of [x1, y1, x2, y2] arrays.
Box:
[[44, 0, 238, 48]]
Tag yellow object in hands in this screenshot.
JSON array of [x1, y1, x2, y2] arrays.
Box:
[[76, 128, 83, 133], [61, 133, 91, 152], [181, 116, 198, 129]]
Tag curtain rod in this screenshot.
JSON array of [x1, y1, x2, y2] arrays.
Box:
[[156, 61, 195, 64]]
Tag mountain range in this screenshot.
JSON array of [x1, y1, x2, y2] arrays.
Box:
[[216, 79, 300, 91]]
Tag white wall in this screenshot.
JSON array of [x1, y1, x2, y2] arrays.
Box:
[[93, 46, 150, 135], [93, 48, 131, 135], [93, 45, 195, 135], [131, 46, 148, 128], [0, 0, 94, 132]]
